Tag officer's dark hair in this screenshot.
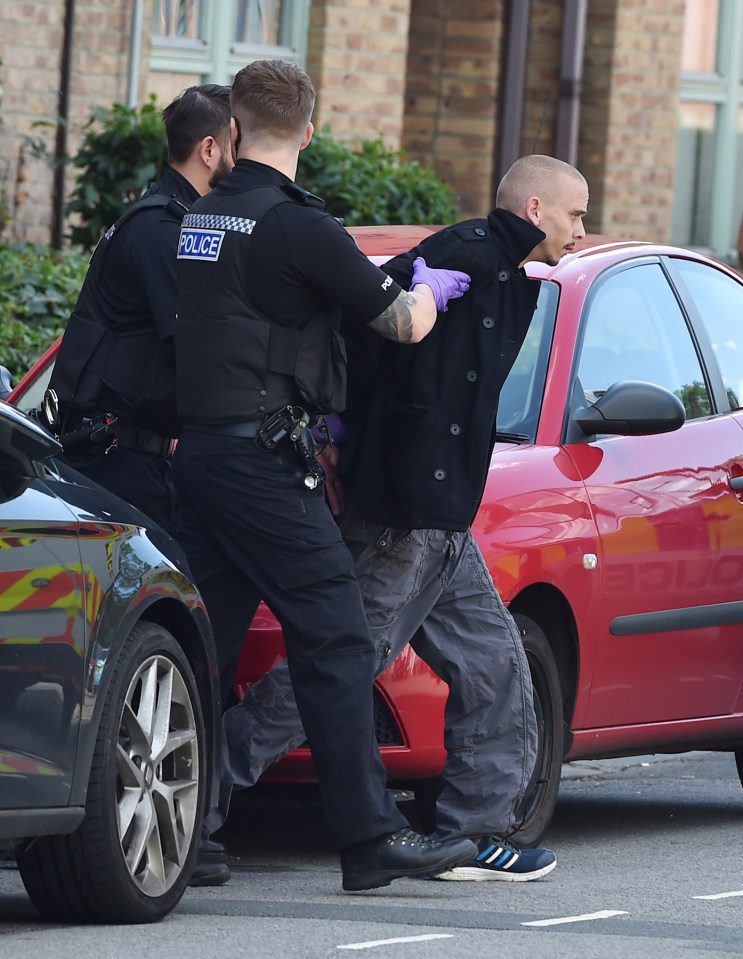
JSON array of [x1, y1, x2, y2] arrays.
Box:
[[231, 59, 315, 142], [162, 84, 232, 164]]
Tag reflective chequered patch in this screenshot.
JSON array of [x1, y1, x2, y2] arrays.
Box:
[[182, 213, 257, 234]]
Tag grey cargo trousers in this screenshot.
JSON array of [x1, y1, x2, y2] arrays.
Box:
[[211, 510, 538, 841]]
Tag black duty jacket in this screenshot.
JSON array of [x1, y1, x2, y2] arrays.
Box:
[[52, 167, 197, 436], [175, 160, 399, 424], [340, 209, 545, 531]]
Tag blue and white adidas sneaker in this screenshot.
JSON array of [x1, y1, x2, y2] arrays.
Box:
[[433, 836, 556, 881]]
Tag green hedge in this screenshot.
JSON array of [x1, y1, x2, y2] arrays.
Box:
[[297, 127, 457, 226], [0, 242, 87, 382], [63, 103, 457, 249], [65, 97, 168, 250]]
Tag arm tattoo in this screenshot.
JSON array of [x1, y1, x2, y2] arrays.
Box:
[[367, 290, 416, 342]]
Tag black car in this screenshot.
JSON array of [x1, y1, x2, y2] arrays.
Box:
[[0, 399, 220, 923]]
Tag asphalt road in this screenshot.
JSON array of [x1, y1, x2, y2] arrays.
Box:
[[2, 750, 742, 957]]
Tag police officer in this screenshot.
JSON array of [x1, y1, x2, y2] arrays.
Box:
[[215, 155, 590, 884], [172, 58, 474, 892], [46, 84, 233, 533]]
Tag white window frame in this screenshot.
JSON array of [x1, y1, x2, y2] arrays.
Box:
[[676, 0, 743, 261], [149, 0, 310, 83]]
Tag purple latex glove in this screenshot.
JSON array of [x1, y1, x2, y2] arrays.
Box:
[[311, 412, 348, 446], [411, 256, 471, 312]]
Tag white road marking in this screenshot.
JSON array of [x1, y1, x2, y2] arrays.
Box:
[[693, 890, 743, 900], [522, 909, 629, 927], [337, 934, 454, 950]]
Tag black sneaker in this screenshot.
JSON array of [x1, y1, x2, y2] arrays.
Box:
[[434, 835, 556, 882], [341, 828, 477, 891]]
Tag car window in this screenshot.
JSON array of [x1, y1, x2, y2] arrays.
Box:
[[12, 356, 55, 415], [672, 259, 743, 411], [496, 281, 558, 441], [577, 262, 712, 419]]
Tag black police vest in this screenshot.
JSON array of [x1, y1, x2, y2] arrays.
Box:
[[49, 194, 187, 416], [176, 185, 347, 425]]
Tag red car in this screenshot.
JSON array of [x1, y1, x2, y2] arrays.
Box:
[[10, 228, 743, 846]]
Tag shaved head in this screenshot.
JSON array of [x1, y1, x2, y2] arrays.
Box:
[[496, 155, 587, 212]]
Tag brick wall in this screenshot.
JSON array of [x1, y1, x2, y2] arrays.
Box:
[[580, 0, 685, 242], [521, 0, 562, 163], [0, 0, 153, 244], [403, 0, 505, 218], [403, 0, 684, 237], [307, 0, 412, 145], [0, 0, 689, 246]]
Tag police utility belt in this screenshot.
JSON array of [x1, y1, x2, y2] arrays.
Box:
[[185, 405, 328, 490], [40, 389, 176, 459]]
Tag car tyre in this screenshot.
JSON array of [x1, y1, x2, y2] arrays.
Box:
[[735, 748, 743, 789], [17, 622, 205, 924], [508, 614, 564, 848]]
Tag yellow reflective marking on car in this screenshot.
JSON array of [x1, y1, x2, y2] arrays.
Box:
[[0, 536, 36, 549], [83, 566, 106, 625], [0, 565, 76, 610], [0, 564, 86, 656]]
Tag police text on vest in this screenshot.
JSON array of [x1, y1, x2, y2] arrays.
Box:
[[177, 228, 225, 261]]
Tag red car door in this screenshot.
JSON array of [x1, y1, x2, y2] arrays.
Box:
[[566, 259, 743, 730]]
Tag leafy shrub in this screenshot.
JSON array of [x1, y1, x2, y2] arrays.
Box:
[[62, 101, 456, 246], [0, 242, 87, 381], [298, 128, 458, 225], [65, 96, 168, 250]]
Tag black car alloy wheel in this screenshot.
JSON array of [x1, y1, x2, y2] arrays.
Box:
[[17, 622, 206, 924]]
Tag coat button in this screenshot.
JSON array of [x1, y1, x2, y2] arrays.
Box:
[[450, 423, 461, 435], [259, 389, 267, 396], [474, 227, 486, 236], [498, 270, 509, 281], [466, 370, 477, 382], [433, 469, 446, 480], [482, 316, 495, 328]]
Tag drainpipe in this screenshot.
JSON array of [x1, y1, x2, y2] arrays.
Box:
[[497, 0, 531, 185], [52, 0, 75, 248], [555, 0, 588, 165], [127, 0, 145, 107]]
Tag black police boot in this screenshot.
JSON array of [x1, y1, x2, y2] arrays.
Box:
[[189, 838, 231, 887], [340, 828, 477, 891]]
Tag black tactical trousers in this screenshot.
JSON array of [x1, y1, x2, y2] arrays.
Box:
[[171, 428, 407, 850], [64, 444, 177, 534]]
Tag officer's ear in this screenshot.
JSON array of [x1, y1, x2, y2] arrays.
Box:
[[299, 121, 314, 152], [231, 116, 241, 154], [199, 135, 221, 169]]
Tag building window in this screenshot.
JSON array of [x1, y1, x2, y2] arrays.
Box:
[[150, 0, 310, 85], [235, 1, 281, 46], [672, 0, 743, 262], [153, 1, 204, 41]]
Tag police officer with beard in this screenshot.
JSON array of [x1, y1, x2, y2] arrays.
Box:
[[172, 59, 474, 892], [45, 84, 233, 533]]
